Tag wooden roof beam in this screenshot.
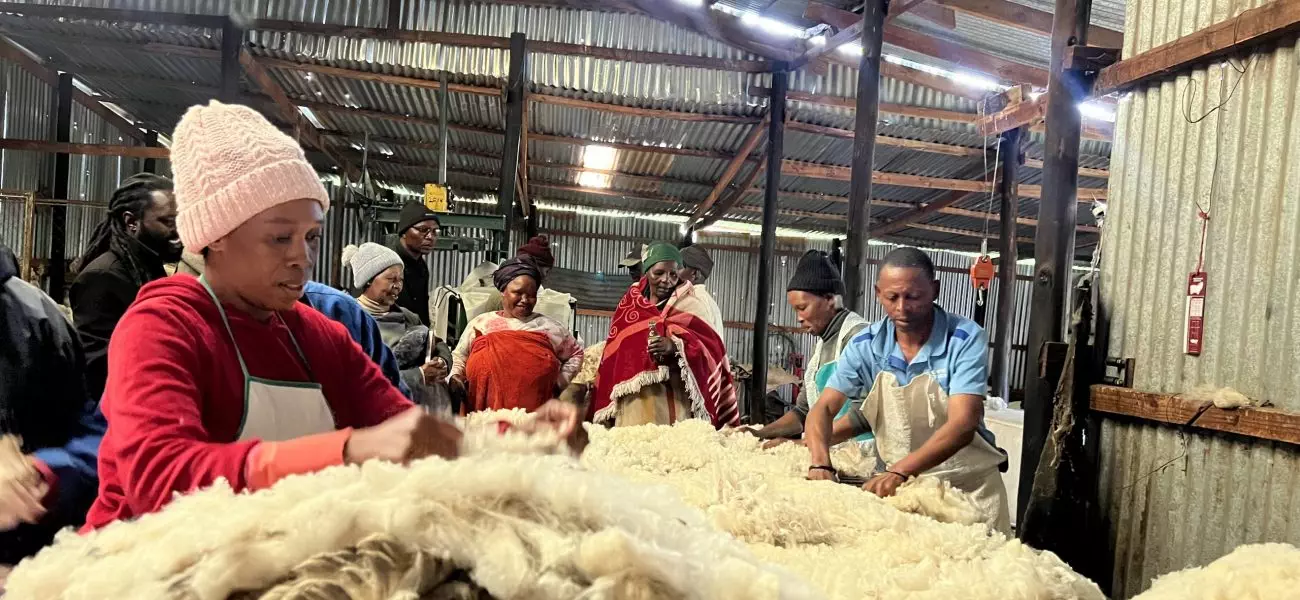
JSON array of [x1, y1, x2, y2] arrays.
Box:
[[689, 117, 767, 226], [933, 0, 1123, 49], [698, 156, 769, 229], [786, 120, 985, 157], [0, 35, 149, 143], [1094, 0, 1300, 96], [750, 85, 979, 124], [239, 49, 356, 179], [805, 1, 1049, 87]]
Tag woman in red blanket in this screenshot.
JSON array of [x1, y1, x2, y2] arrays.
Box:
[[590, 242, 738, 428], [449, 258, 584, 413]]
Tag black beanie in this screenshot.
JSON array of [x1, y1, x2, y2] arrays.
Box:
[[787, 250, 845, 296], [397, 201, 441, 234]]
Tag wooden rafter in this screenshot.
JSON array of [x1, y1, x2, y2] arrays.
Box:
[[689, 117, 767, 226], [933, 0, 1124, 49], [1094, 0, 1300, 96], [977, 95, 1113, 140], [0, 35, 148, 142], [805, 1, 1049, 87], [750, 85, 979, 123], [0, 139, 165, 157], [785, 121, 985, 158], [698, 157, 769, 229], [530, 94, 761, 124], [238, 49, 355, 178]]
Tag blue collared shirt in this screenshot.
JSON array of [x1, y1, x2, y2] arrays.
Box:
[[828, 305, 989, 435]]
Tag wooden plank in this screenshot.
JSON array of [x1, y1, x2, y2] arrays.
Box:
[[751, 86, 980, 123], [786, 120, 985, 157], [246, 17, 773, 72], [0, 36, 148, 142], [912, 4, 959, 30], [1091, 385, 1300, 446], [871, 187, 984, 235], [886, 0, 932, 22], [979, 95, 1114, 140], [1096, 0, 1300, 95], [880, 61, 985, 100], [783, 159, 993, 193], [1019, 183, 1107, 201], [301, 100, 739, 160], [909, 221, 1035, 243], [531, 93, 761, 124], [883, 25, 1050, 87], [698, 157, 768, 228], [257, 57, 500, 96], [239, 50, 355, 178], [934, 0, 1124, 49], [1025, 158, 1109, 178], [0, 139, 166, 158], [690, 117, 768, 224], [977, 96, 1047, 135], [805, 1, 1049, 87]]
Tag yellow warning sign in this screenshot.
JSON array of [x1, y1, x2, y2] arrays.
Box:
[[423, 183, 449, 212]]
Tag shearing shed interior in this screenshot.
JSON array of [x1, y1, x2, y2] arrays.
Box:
[[0, 0, 1297, 598]]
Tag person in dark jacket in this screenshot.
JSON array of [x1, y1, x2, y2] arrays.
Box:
[[390, 201, 441, 326], [0, 242, 105, 566], [70, 173, 182, 401]]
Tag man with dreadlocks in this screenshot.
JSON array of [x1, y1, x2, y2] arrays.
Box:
[[70, 173, 182, 402]]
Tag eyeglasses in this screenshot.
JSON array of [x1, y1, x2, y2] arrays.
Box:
[[410, 225, 439, 238]]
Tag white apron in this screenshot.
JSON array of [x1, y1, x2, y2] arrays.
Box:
[[806, 312, 874, 445], [200, 277, 337, 442], [860, 371, 1011, 533]]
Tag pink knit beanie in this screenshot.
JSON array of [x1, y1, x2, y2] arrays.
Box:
[[171, 101, 329, 251]]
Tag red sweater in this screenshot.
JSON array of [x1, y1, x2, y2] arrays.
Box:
[[84, 275, 412, 529]]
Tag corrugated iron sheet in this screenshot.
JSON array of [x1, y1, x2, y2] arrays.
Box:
[[1097, 417, 1300, 598], [1097, 2, 1300, 597]]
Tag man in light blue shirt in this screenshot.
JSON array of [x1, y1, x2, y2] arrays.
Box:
[[805, 247, 1010, 532]]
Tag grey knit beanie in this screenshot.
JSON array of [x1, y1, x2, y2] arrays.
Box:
[[342, 242, 403, 287]]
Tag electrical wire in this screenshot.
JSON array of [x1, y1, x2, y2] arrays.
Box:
[[1180, 53, 1256, 272]]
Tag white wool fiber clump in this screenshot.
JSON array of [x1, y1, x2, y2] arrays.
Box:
[[1181, 384, 1258, 409], [581, 421, 1104, 600], [6, 417, 817, 600], [1132, 543, 1300, 600]]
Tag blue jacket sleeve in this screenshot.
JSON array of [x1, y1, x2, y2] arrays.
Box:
[[32, 406, 107, 527]]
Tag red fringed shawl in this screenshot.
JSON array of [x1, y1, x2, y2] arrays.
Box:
[[589, 279, 738, 428]]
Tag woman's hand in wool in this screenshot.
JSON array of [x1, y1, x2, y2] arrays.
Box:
[[534, 400, 588, 454], [345, 407, 462, 465], [0, 458, 47, 531]]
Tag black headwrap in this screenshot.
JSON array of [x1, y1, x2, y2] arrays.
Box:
[[492, 257, 542, 292]]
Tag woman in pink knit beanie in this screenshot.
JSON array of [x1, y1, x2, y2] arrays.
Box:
[[84, 101, 582, 530]]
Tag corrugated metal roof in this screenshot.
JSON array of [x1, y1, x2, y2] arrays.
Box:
[[0, 0, 1116, 253], [1006, 0, 1127, 33], [897, 11, 1051, 71]]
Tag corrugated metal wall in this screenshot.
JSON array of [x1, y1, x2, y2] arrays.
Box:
[[0, 57, 149, 279], [1097, 0, 1300, 596]]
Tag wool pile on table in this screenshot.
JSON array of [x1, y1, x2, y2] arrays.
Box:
[[1130, 543, 1300, 599], [580, 421, 1103, 600], [4, 418, 816, 600]]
